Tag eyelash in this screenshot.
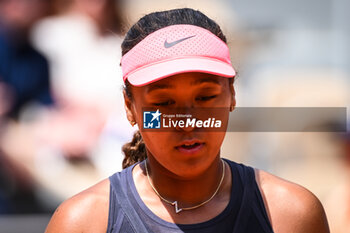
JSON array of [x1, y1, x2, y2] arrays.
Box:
[[196, 95, 217, 101], [153, 100, 175, 106], [152, 95, 217, 106]]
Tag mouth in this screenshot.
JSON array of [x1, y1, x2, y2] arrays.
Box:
[[175, 140, 204, 154]]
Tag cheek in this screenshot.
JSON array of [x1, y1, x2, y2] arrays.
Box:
[[221, 92, 233, 106], [219, 83, 234, 106], [141, 132, 172, 154], [206, 132, 226, 151]]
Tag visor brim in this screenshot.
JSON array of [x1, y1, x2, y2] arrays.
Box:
[[125, 57, 236, 86]]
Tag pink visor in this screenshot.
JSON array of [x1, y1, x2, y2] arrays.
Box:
[[121, 24, 236, 86]]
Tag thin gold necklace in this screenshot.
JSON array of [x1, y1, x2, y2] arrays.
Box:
[[145, 159, 225, 214]]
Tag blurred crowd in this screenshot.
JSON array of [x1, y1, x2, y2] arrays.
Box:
[[0, 0, 349, 232], [0, 0, 133, 215], [0, 0, 54, 214]]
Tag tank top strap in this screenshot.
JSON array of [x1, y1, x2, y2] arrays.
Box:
[[227, 160, 274, 233], [106, 172, 121, 233], [246, 167, 274, 232], [107, 165, 149, 233]]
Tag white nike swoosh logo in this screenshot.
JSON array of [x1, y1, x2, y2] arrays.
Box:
[[164, 35, 196, 48]]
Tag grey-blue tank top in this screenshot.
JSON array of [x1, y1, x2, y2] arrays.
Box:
[[107, 159, 274, 233]]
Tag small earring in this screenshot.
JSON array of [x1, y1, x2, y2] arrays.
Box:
[[130, 121, 136, 127]]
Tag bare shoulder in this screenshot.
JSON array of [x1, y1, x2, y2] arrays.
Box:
[[255, 169, 329, 233], [45, 178, 110, 233]]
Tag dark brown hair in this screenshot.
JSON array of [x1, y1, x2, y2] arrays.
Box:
[[122, 8, 228, 168]]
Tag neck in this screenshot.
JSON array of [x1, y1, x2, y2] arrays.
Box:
[[144, 155, 225, 208]]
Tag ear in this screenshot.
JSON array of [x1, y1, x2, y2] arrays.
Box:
[[123, 90, 137, 126], [229, 79, 236, 112]]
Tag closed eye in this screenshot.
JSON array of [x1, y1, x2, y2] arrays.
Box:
[[152, 100, 175, 106], [196, 95, 217, 101]]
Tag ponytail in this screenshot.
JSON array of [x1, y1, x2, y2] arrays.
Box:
[[122, 130, 147, 169]]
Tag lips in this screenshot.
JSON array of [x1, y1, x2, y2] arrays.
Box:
[[181, 142, 201, 149], [175, 140, 204, 154]]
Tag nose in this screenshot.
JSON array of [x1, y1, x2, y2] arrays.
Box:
[[175, 100, 194, 109], [174, 108, 196, 133], [175, 120, 196, 132]]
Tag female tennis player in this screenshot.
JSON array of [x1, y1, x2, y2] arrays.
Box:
[[45, 8, 329, 233]]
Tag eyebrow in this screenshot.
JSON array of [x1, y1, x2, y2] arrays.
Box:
[[146, 76, 221, 93], [192, 77, 221, 85], [146, 84, 174, 93]]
